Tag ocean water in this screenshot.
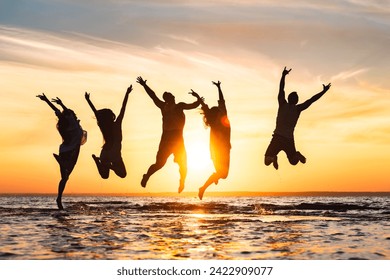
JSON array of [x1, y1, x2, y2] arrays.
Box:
[[0, 194, 389, 260]]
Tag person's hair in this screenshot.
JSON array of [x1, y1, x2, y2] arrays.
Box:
[[201, 106, 220, 128], [288, 91, 298, 104], [96, 108, 115, 147], [56, 109, 77, 144]]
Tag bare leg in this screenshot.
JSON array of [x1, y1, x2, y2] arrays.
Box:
[[174, 146, 187, 193], [141, 173, 149, 188], [92, 154, 110, 179], [297, 152, 306, 164], [56, 178, 67, 210], [265, 155, 278, 170], [54, 149, 79, 210], [287, 152, 306, 165], [198, 173, 219, 200], [178, 164, 187, 194], [112, 158, 127, 178], [141, 158, 167, 188], [264, 156, 273, 166], [273, 156, 279, 170], [57, 162, 70, 210]]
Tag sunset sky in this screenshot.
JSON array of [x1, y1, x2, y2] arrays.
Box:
[[0, 0, 389, 194]]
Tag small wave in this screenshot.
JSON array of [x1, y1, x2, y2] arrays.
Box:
[[254, 202, 379, 212], [0, 252, 19, 259], [1, 199, 388, 221]]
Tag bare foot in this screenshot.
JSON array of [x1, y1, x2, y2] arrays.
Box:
[[56, 197, 64, 210], [141, 174, 148, 188], [298, 152, 306, 164], [198, 186, 206, 200], [178, 182, 185, 194]]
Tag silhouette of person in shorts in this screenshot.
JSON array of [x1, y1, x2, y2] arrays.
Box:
[[265, 67, 331, 169], [136, 76, 201, 193]]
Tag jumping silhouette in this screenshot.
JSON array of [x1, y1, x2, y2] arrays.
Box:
[[136, 76, 201, 193], [191, 81, 231, 200], [85, 85, 132, 179], [265, 67, 331, 169], [36, 94, 87, 210]]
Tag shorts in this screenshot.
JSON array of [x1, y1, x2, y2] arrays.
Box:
[[157, 130, 186, 164], [265, 133, 297, 161]]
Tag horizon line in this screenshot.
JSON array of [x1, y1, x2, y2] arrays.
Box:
[[1, 191, 389, 197]]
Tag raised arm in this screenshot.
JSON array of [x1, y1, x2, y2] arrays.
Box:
[[298, 83, 331, 112], [136, 76, 164, 108], [84, 92, 98, 116], [212, 80, 228, 114], [278, 67, 291, 104], [189, 89, 206, 107], [36, 93, 61, 114], [51, 97, 68, 111], [212, 80, 224, 101], [180, 90, 202, 110], [116, 84, 132, 123]]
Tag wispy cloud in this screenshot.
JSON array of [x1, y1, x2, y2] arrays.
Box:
[[330, 68, 369, 82], [0, 26, 154, 74]]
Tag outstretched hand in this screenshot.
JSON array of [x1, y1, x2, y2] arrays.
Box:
[[323, 83, 331, 92], [283, 67, 292, 76], [189, 89, 200, 99], [212, 80, 221, 87], [36, 93, 48, 101], [136, 76, 147, 86], [126, 84, 133, 94], [84, 92, 91, 100], [51, 97, 63, 105], [189, 89, 204, 102]]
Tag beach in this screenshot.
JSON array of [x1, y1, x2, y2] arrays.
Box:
[[0, 194, 389, 260]]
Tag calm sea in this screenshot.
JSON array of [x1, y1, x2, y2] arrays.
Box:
[[0, 194, 389, 260]]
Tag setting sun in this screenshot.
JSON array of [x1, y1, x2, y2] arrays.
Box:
[[186, 136, 213, 173]]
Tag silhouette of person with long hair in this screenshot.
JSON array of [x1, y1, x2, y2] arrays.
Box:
[[136, 76, 201, 193], [191, 81, 231, 200], [36, 94, 87, 210], [85, 85, 132, 179], [265, 67, 331, 169]]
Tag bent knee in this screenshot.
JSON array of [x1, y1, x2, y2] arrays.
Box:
[[220, 174, 228, 179], [217, 170, 229, 179], [264, 156, 273, 166], [288, 158, 299, 165], [154, 156, 168, 168]]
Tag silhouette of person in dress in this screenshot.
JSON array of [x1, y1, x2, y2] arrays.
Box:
[[190, 81, 231, 200], [36, 94, 87, 210], [85, 85, 132, 179], [136, 76, 201, 193], [265, 67, 331, 169]]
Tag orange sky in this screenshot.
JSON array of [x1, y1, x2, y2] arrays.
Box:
[[0, 1, 389, 194]]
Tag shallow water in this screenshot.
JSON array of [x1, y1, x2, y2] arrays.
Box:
[[0, 195, 389, 260]]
